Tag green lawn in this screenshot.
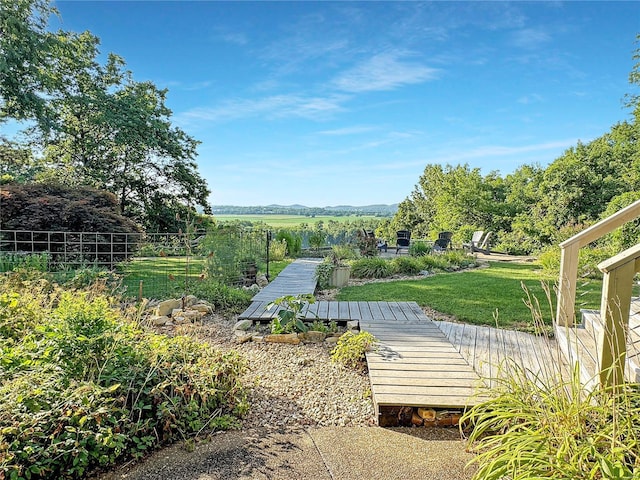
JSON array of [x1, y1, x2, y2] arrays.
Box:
[[119, 256, 206, 299], [338, 261, 605, 331], [213, 214, 380, 228], [119, 256, 293, 299]]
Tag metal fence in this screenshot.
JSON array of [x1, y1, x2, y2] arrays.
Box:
[[0, 228, 271, 299]]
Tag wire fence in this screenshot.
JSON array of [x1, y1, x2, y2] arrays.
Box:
[[0, 227, 271, 299]]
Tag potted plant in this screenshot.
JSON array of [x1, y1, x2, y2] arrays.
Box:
[[327, 245, 353, 288]]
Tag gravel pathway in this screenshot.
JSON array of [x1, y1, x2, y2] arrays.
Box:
[[186, 316, 376, 430]]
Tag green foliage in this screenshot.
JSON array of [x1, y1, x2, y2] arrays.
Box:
[[308, 319, 339, 334], [390, 256, 423, 275], [268, 238, 288, 261], [267, 294, 315, 333], [0, 252, 50, 273], [201, 225, 266, 286], [308, 229, 327, 251], [315, 262, 335, 289], [351, 258, 393, 278], [275, 230, 302, 256], [0, 273, 247, 479], [187, 281, 252, 314], [462, 365, 640, 479], [329, 244, 358, 263], [408, 240, 431, 256], [330, 331, 378, 369]]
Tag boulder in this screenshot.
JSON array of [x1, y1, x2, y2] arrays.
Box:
[[256, 274, 268, 288], [300, 331, 326, 343], [155, 299, 181, 316], [192, 303, 213, 314], [184, 295, 198, 307]]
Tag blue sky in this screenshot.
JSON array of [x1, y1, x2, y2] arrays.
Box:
[[48, 1, 640, 207]]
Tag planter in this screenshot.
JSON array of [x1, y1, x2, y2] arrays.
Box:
[[330, 265, 351, 287]]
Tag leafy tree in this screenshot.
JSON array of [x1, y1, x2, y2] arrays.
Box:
[[2, 0, 211, 232], [0, 182, 141, 232], [0, 0, 57, 127]]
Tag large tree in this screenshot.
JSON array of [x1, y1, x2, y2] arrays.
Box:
[[1, 0, 211, 232]]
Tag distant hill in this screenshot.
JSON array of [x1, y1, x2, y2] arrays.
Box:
[[211, 204, 398, 217]]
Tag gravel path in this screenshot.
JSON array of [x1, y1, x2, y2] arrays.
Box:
[[187, 316, 376, 430]]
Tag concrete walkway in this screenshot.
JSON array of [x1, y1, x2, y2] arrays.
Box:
[[97, 427, 475, 480]]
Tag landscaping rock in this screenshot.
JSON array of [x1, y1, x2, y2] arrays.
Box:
[[192, 303, 213, 314], [418, 408, 437, 422], [300, 331, 326, 344], [183, 295, 197, 307], [171, 308, 184, 317], [156, 298, 181, 316], [324, 336, 339, 346], [256, 273, 268, 287], [265, 333, 301, 345], [234, 319, 253, 331], [411, 411, 424, 426], [150, 315, 170, 326], [346, 320, 359, 331]]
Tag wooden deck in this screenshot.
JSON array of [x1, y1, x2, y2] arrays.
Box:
[[240, 259, 570, 422], [361, 306, 486, 413], [435, 321, 568, 388]]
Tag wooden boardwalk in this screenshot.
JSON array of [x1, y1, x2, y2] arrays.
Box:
[[239, 259, 566, 420], [360, 306, 487, 413], [435, 321, 568, 388], [251, 258, 320, 303]]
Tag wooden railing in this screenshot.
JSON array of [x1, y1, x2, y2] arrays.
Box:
[[556, 199, 640, 326], [596, 244, 640, 387]]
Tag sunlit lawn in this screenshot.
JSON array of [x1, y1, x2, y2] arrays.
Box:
[[118, 256, 293, 299], [337, 261, 606, 330]]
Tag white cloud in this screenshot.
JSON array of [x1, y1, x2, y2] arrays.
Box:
[[517, 93, 544, 104], [511, 28, 552, 49], [316, 126, 377, 136], [180, 93, 349, 123], [333, 51, 440, 93]]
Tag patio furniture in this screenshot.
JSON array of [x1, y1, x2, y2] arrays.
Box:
[[395, 230, 411, 254], [463, 230, 485, 251]]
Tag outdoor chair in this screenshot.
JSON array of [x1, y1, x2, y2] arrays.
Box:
[[395, 230, 411, 254], [471, 231, 493, 254], [435, 231, 453, 250], [463, 230, 484, 252], [432, 238, 450, 253]]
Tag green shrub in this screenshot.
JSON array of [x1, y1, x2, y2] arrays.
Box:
[[0, 252, 50, 273], [330, 244, 358, 262], [188, 280, 253, 314], [315, 262, 334, 289], [0, 274, 248, 479], [268, 238, 288, 261], [391, 256, 423, 275], [350, 258, 392, 278], [267, 294, 315, 333], [275, 230, 302, 256], [539, 245, 614, 279], [408, 241, 431, 256], [330, 331, 378, 369]]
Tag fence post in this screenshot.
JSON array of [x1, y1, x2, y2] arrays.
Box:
[[266, 230, 271, 281]]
